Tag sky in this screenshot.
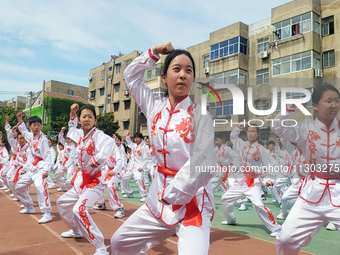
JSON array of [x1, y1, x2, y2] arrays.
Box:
[[0, 0, 292, 102]]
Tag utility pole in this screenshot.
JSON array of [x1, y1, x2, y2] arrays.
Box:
[[41, 80, 45, 124]]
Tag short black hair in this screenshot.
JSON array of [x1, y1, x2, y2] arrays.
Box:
[[267, 141, 275, 146], [78, 104, 97, 119], [214, 134, 223, 140], [258, 140, 264, 146], [134, 132, 144, 139], [312, 83, 340, 104], [115, 134, 122, 141], [29, 116, 42, 126]]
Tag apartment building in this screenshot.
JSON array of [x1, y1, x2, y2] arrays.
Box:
[[188, 0, 339, 143]]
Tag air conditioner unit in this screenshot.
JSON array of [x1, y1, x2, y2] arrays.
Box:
[[88, 76, 92, 81], [124, 90, 129, 96], [259, 51, 269, 59], [204, 67, 209, 74], [314, 69, 323, 78]]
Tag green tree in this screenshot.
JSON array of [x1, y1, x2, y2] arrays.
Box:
[[96, 112, 119, 136], [0, 106, 27, 138]]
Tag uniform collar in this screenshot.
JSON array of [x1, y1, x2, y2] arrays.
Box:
[[315, 117, 338, 132], [166, 96, 191, 112]]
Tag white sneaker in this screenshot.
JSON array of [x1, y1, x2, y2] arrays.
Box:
[[114, 208, 125, 219], [20, 204, 25, 208], [236, 199, 243, 204], [326, 222, 337, 231], [57, 187, 68, 192], [61, 229, 83, 238], [9, 194, 14, 197], [38, 213, 52, 224], [140, 197, 146, 202], [123, 193, 133, 198], [12, 198, 19, 201], [94, 249, 109, 255], [48, 185, 56, 189], [20, 207, 35, 214], [5, 189, 11, 192], [221, 220, 236, 225], [93, 203, 107, 210], [270, 229, 281, 237], [0, 186, 8, 190], [238, 203, 246, 211], [276, 212, 286, 220], [272, 199, 277, 203], [121, 190, 125, 194]]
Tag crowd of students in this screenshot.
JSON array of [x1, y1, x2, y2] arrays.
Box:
[[1, 42, 339, 255]]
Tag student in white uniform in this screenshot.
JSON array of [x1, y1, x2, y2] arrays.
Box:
[[271, 84, 340, 255], [15, 113, 53, 224], [110, 42, 216, 255], [56, 104, 115, 255], [45, 138, 56, 189], [221, 124, 282, 237]]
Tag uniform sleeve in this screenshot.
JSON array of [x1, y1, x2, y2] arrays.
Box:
[[280, 138, 295, 155], [92, 132, 115, 167], [64, 145, 76, 168], [230, 125, 246, 153], [5, 123, 18, 153], [271, 107, 307, 144], [17, 121, 33, 143], [58, 131, 66, 146], [112, 145, 122, 173], [22, 147, 33, 173], [41, 137, 52, 173], [125, 135, 135, 149], [123, 48, 164, 118], [160, 113, 216, 205], [260, 146, 279, 178]]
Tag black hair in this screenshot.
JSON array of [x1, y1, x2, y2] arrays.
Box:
[[104, 130, 113, 137], [267, 141, 275, 146], [115, 134, 122, 141], [29, 116, 42, 126], [246, 125, 260, 134], [258, 140, 264, 146], [134, 132, 144, 139], [312, 84, 340, 104], [0, 137, 10, 152], [214, 134, 223, 140], [57, 142, 64, 148], [162, 49, 196, 97], [48, 138, 52, 143], [78, 104, 97, 119]]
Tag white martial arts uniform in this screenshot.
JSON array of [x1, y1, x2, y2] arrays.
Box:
[[221, 125, 282, 234], [121, 135, 147, 197], [45, 146, 56, 188], [272, 107, 340, 255], [15, 121, 52, 215], [4, 123, 18, 190], [143, 145, 157, 184], [110, 48, 216, 255], [56, 115, 115, 253], [0, 146, 10, 188]]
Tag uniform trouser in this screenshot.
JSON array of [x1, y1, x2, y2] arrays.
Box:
[[281, 183, 300, 217], [55, 165, 67, 189], [56, 185, 106, 249], [221, 183, 281, 233], [15, 170, 51, 213], [45, 175, 55, 187], [6, 165, 19, 198], [210, 176, 228, 194], [122, 170, 147, 197], [65, 164, 76, 190], [276, 192, 340, 255], [0, 165, 10, 188], [97, 176, 123, 210], [110, 204, 211, 255]]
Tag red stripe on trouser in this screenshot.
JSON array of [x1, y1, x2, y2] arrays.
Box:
[[112, 186, 122, 207]]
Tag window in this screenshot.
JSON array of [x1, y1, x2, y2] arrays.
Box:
[[210, 36, 247, 60], [92, 73, 97, 82], [211, 69, 247, 86], [109, 66, 113, 71], [273, 12, 314, 40], [108, 75, 112, 84], [277, 89, 312, 111], [124, 100, 131, 110], [255, 99, 269, 110], [114, 83, 120, 92], [46, 87, 50, 92], [141, 113, 147, 125], [90, 91, 96, 99], [322, 16, 334, 36], [256, 69, 269, 85], [98, 106, 104, 113], [67, 89, 74, 95], [113, 102, 119, 112], [272, 51, 316, 76], [257, 37, 269, 53], [152, 88, 165, 98], [107, 94, 111, 104], [116, 64, 121, 74], [203, 55, 209, 68], [123, 120, 130, 130], [101, 70, 105, 80], [323, 50, 335, 68], [209, 100, 233, 116], [260, 130, 269, 141], [100, 88, 105, 96]]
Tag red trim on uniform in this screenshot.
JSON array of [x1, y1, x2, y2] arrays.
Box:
[[148, 48, 159, 62], [286, 105, 295, 112], [70, 115, 77, 121]]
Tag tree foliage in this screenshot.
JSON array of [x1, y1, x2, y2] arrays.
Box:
[[0, 106, 27, 138], [96, 111, 119, 136]]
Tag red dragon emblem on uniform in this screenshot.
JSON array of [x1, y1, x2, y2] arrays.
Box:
[[175, 105, 196, 143], [151, 112, 162, 137], [85, 139, 95, 156]]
